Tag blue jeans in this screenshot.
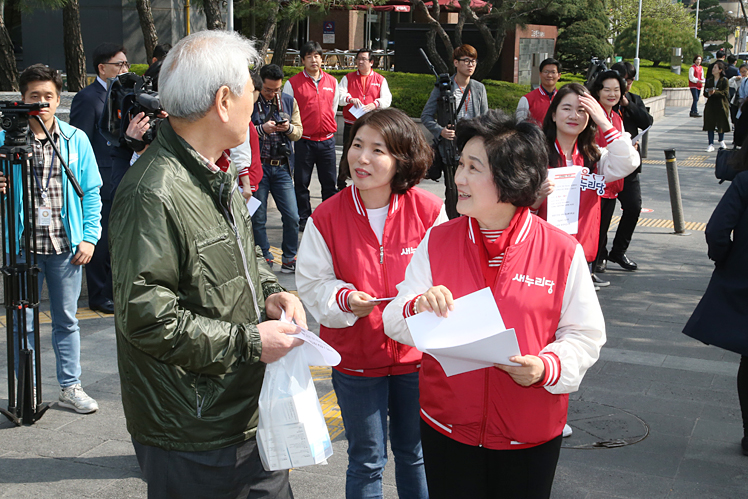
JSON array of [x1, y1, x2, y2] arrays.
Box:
[[691, 87, 701, 115], [13, 251, 82, 387], [294, 138, 337, 225], [331, 369, 428, 499], [252, 161, 299, 264], [708, 130, 725, 145]]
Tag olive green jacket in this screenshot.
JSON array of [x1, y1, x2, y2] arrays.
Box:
[[110, 120, 283, 452]]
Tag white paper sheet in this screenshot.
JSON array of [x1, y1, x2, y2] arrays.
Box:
[[247, 196, 262, 216], [349, 105, 369, 119], [545, 166, 583, 235], [281, 310, 342, 367], [367, 297, 396, 303], [405, 288, 522, 376], [632, 125, 652, 146]]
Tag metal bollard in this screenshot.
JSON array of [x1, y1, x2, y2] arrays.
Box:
[[664, 149, 690, 235]]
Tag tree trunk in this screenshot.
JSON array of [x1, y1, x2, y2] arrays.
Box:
[[62, 0, 86, 92], [258, 0, 279, 64], [0, 9, 17, 91], [414, 0, 453, 74], [136, 0, 159, 61], [270, 15, 294, 68], [204, 0, 224, 30]]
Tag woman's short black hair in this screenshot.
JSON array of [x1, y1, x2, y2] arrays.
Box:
[[340, 108, 432, 194], [455, 110, 548, 207], [590, 69, 627, 102]]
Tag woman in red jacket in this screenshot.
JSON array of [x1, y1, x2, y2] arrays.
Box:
[[383, 110, 605, 498], [296, 108, 446, 499]]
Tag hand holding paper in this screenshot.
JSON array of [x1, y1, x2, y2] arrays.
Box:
[[348, 291, 378, 317], [405, 288, 522, 376], [416, 285, 455, 318], [494, 355, 545, 386]]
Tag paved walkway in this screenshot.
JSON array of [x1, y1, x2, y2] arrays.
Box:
[[2, 106, 747, 498]]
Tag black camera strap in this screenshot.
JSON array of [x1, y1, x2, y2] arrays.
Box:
[[455, 80, 471, 118]]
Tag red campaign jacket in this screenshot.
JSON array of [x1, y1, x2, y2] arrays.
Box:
[[341, 71, 387, 125], [597, 110, 624, 199], [419, 213, 577, 449], [312, 185, 443, 376], [690, 64, 704, 90], [537, 140, 606, 262], [288, 70, 338, 141], [525, 86, 557, 125]]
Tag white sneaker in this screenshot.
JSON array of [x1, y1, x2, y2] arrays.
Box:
[[562, 423, 573, 438], [719, 141, 728, 150], [59, 384, 98, 414], [706, 144, 715, 152]]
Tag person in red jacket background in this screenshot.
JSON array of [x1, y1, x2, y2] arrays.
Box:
[[297, 108, 447, 499], [383, 111, 605, 499], [516, 58, 562, 125], [284, 40, 339, 232]]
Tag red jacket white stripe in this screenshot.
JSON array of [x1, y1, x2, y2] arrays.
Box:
[[383, 212, 606, 450], [297, 185, 447, 376]]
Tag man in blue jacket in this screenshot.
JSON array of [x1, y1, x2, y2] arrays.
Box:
[[1, 64, 103, 413]]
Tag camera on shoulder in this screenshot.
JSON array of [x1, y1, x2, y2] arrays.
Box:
[[100, 72, 163, 149]]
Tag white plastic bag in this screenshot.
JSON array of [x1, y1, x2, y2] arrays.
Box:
[[256, 345, 333, 471]]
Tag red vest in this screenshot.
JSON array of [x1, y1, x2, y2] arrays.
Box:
[[525, 86, 557, 125], [537, 141, 604, 262], [342, 71, 386, 125], [596, 111, 625, 199], [690, 64, 704, 90], [312, 186, 443, 376], [419, 213, 576, 449], [288, 70, 338, 141]]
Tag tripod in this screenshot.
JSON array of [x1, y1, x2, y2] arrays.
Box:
[[0, 103, 83, 425]]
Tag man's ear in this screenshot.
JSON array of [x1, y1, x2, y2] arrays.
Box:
[[215, 86, 231, 124]]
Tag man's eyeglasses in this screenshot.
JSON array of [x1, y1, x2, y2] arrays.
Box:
[[541, 70, 559, 76], [458, 58, 477, 66], [103, 61, 130, 70]]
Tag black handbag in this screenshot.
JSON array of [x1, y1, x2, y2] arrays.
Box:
[[715, 147, 739, 184]]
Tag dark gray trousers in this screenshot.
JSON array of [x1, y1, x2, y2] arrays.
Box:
[[132, 437, 293, 499]]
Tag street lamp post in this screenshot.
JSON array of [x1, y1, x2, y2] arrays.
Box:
[[634, 0, 643, 81], [228, 0, 234, 31], [695, 0, 700, 39]]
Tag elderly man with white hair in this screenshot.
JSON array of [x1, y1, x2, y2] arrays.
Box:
[[109, 30, 305, 498]]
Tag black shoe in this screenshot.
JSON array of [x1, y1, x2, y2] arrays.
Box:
[[595, 259, 607, 274], [90, 300, 114, 314], [690, 113, 702, 118], [609, 253, 638, 271], [591, 274, 610, 287]]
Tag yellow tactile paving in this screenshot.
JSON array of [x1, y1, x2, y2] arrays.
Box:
[[311, 366, 346, 439], [642, 154, 713, 168], [609, 215, 706, 232], [0, 306, 112, 327]]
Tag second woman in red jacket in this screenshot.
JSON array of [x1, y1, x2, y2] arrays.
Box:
[[296, 108, 447, 499]]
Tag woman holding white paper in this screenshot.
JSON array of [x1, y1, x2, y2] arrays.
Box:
[[296, 108, 447, 499], [383, 110, 606, 499], [534, 83, 639, 267]]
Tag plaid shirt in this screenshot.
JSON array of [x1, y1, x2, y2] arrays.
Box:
[[28, 121, 70, 255], [255, 95, 285, 161]]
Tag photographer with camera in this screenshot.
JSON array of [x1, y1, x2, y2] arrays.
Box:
[[69, 43, 128, 315], [421, 44, 488, 218], [247, 64, 302, 273], [1, 64, 103, 414]]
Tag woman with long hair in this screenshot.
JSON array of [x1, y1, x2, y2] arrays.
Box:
[[704, 60, 731, 152], [296, 107, 447, 499], [683, 137, 748, 457], [383, 110, 606, 498], [536, 83, 639, 276]]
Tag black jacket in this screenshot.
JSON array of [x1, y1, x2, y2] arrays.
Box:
[[617, 92, 653, 174], [683, 171, 748, 356], [70, 81, 113, 200]]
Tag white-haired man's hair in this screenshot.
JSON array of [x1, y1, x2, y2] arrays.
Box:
[[159, 30, 259, 121]]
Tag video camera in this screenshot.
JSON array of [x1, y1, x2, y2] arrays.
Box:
[[101, 72, 162, 147], [0, 101, 47, 146], [585, 57, 608, 89]]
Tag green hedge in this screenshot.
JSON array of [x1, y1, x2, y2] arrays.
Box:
[[130, 64, 148, 76]]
